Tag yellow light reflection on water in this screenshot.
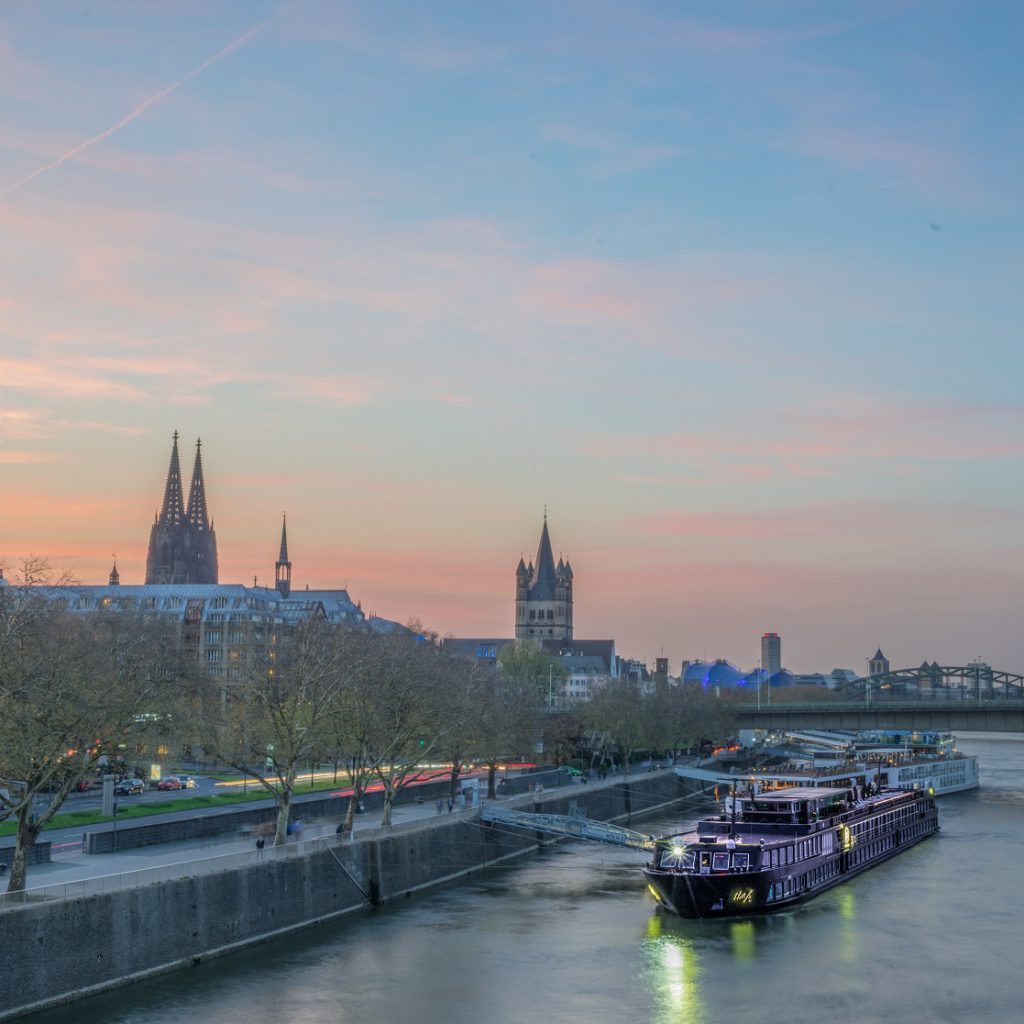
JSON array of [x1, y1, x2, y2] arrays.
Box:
[[836, 887, 859, 963], [837, 887, 856, 920], [730, 920, 755, 961], [647, 934, 703, 1024]]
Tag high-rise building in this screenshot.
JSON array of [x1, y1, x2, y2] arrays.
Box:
[[514, 514, 573, 642], [145, 432, 219, 584], [761, 632, 781, 676]]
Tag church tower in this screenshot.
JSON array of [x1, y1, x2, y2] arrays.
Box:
[[868, 648, 890, 677], [515, 514, 573, 642], [145, 433, 219, 584], [275, 514, 292, 598]]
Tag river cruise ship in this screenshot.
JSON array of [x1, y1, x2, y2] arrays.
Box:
[[642, 784, 939, 918], [678, 728, 978, 799]]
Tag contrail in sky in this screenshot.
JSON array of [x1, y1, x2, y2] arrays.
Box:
[[0, 2, 298, 198]]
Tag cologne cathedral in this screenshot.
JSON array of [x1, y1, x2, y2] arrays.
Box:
[[144, 432, 219, 584]]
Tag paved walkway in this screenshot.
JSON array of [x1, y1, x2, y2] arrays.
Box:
[[6, 773, 648, 895]]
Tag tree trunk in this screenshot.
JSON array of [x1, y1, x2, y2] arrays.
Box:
[[380, 778, 394, 827], [274, 775, 295, 846], [6, 805, 41, 893], [447, 758, 462, 802], [487, 763, 497, 800]]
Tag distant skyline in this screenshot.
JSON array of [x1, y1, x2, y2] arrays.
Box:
[[2, 2, 1023, 674]]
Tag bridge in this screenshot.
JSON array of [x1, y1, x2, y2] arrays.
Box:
[[736, 664, 1024, 732]]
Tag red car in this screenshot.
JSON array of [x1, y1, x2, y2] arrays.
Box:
[[157, 776, 184, 791]]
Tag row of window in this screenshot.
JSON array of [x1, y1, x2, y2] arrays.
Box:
[[527, 608, 566, 621], [767, 860, 841, 902], [850, 805, 913, 842], [662, 849, 752, 872], [764, 829, 836, 868]]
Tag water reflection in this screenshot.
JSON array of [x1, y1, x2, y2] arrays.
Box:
[[642, 924, 704, 1024], [835, 886, 859, 962], [729, 920, 755, 960]]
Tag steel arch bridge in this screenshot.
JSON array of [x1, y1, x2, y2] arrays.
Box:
[[737, 664, 1024, 732], [843, 664, 1024, 702]]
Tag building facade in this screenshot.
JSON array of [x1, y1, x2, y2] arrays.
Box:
[[30, 433, 407, 684], [761, 632, 781, 676]]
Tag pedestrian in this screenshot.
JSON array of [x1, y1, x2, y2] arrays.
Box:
[[447, 798, 454, 813], [436, 797, 444, 815], [256, 837, 265, 851]]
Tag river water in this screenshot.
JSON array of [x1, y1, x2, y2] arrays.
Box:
[[31, 734, 1022, 1024]]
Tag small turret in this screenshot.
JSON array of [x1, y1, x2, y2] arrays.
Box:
[[108, 558, 120, 586]]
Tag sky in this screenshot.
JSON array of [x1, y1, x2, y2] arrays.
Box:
[[2, 1, 1023, 675]]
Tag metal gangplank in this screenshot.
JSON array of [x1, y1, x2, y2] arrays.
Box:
[[481, 805, 657, 852]]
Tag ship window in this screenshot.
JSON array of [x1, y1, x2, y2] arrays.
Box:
[[712, 853, 730, 871], [732, 853, 750, 870]]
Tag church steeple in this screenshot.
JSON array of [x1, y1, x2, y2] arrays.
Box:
[[275, 513, 292, 598], [108, 558, 120, 586], [532, 513, 556, 588], [159, 431, 185, 526], [186, 438, 210, 531], [515, 512, 573, 643]]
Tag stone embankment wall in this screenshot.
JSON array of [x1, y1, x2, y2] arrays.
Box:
[[0, 842, 51, 869], [0, 772, 689, 1022]]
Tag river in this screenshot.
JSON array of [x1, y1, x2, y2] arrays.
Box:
[[30, 734, 1022, 1024]]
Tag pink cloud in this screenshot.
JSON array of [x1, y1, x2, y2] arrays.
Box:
[[0, 450, 59, 464], [0, 358, 145, 400], [579, 400, 1024, 480]]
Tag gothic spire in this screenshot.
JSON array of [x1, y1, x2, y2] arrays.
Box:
[[186, 437, 210, 531], [279, 512, 289, 562], [108, 557, 120, 586], [159, 431, 185, 526], [275, 512, 292, 598], [533, 513, 556, 586]]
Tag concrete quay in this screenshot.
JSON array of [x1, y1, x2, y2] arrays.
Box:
[[0, 769, 691, 1023]]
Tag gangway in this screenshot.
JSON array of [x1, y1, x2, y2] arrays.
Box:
[[481, 804, 657, 852]]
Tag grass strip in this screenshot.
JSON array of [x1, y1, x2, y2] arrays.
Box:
[[0, 778, 354, 837]]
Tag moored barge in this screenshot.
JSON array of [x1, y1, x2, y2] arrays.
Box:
[[642, 784, 938, 917], [482, 782, 939, 918]]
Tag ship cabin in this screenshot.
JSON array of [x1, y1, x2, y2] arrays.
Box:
[[697, 786, 854, 842]]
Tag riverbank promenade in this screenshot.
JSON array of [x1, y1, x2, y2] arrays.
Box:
[[1, 767, 676, 905]]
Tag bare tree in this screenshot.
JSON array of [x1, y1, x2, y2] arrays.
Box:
[[0, 564, 181, 891], [191, 615, 351, 846], [366, 634, 453, 827], [583, 676, 652, 776]]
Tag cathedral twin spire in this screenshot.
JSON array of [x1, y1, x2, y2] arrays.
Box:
[[145, 432, 219, 585], [157, 431, 210, 530]]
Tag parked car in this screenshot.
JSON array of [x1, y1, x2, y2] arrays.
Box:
[[157, 776, 184, 791], [115, 778, 145, 796], [73, 779, 93, 792]]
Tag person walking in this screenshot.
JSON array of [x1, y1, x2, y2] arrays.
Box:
[[436, 797, 444, 815]]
